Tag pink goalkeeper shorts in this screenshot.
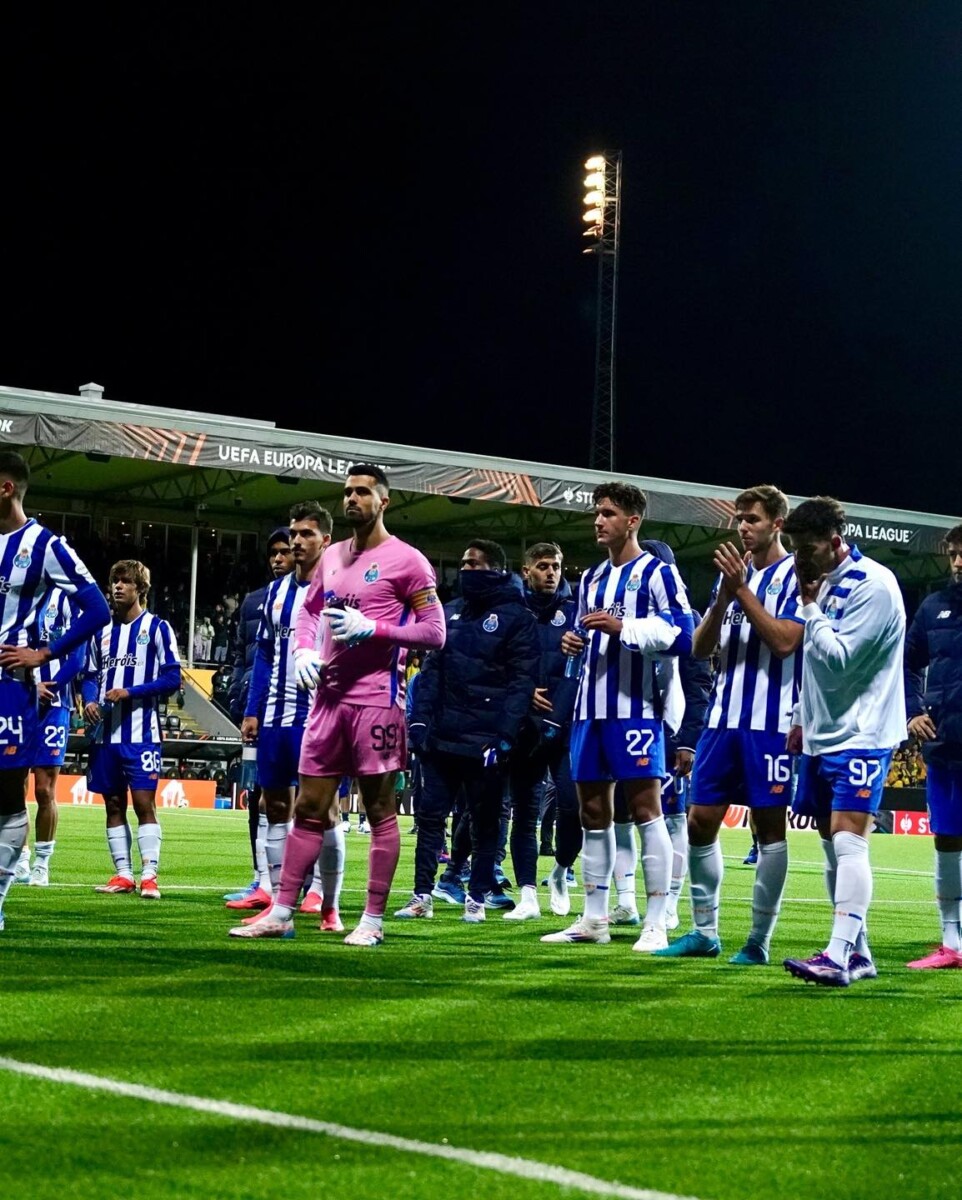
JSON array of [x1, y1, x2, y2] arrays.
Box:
[[299, 690, 406, 778]]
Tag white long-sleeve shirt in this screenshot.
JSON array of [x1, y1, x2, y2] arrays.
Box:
[[796, 546, 906, 755]]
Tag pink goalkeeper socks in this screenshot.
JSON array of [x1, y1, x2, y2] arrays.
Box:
[[365, 814, 400, 918], [276, 819, 325, 910]]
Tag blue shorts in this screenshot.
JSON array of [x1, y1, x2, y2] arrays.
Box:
[[257, 725, 304, 790], [691, 728, 793, 810], [570, 718, 665, 783], [88, 743, 163, 796], [0, 676, 39, 769], [661, 771, 691, 816], [34, 706, 72, 769], [793, 750, 893, 818], [926, 763, 962, 837]]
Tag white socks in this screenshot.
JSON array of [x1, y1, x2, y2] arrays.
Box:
[[255, 814, 272, 893], [582, 827, 615, 921], [689, 841, 723, 936], [317, 822, 345, 909], [665, 813, 688, 901], [638, 815, 672, 931], [107, 823, 134, 879], [0, 811, 29, 908], [613, 822, 637, 912], [827, 831, 872, 965], [34, 839, 55, 865], [748, 840, 787, 953], [266, 821, 291, 891], [137, 823, 162, 880], [935, 848, 962, 952]]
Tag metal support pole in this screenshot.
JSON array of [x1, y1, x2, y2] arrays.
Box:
[[187, 525, 199, 669], [584, 151, 622, 474]]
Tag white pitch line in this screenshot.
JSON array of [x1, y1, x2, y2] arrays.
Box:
[[0, 1057, 700, 1200]]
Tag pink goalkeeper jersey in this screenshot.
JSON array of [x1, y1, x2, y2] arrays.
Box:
[[294, 534, 444, 708]]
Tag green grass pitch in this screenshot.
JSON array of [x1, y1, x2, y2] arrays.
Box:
[[1, 807, 960, 1200]]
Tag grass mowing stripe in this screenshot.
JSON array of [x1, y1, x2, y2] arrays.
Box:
[[0, 1056, 700, 1200]]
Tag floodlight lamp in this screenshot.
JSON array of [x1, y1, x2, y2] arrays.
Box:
[[583, 190, 604, 206], [583, 209, 602, 223], [584, 155, 605, 170], [583, 172, 605, 189]]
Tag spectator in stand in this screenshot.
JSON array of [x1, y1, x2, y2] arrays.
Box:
[[903, 523, 962, 970], [223, 528, 293, 902], [211, 663, 232, 716], [212, 614, 230, 664], [198, 614, 214, 662]]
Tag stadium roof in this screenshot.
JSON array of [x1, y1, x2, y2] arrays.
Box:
[[1, 382, 956, 583]]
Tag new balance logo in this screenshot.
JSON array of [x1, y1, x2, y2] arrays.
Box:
[[938, 611, 951, 619]]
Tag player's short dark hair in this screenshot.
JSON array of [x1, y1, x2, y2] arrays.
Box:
[[524, 541, 563, 564], [592, 481, 647, 518], [465, 538, 506, 571], [267, 526, 291, 551], [783, 496, 847, 540], [347, 463, 389, 493], [0, 450, 30, 498], [289, 500, 333, 533], [943, 525, 962, 549], [109, 559, 151, 602], [735, 484, 789, 522]]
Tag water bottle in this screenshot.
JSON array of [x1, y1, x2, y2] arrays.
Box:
[[240, 745, 258, 807], [86, 698, 114, 746], [565, 626, 588, 678]]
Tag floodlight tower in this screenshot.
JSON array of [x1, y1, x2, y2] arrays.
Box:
[[582, 151, 622, 472]]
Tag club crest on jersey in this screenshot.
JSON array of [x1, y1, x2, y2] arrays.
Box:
[[483, 614, 499, 633], [46, 604, 58, 622], [13, 551, 30, 570], [363, 564, 380, 584], [625, 574, 642, 592], [137, 631, 150, 646], [551, 610, 566, 626], [766, 582, 783, 596]]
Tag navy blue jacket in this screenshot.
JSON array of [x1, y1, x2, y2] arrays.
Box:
[[411, 573, 540, 758], [228, 585, 268, 723], [520, 578, 579, 744], [673, 608, 712, 755], [904, 581, 962, 766]]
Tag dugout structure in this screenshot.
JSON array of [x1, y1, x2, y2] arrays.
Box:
[[2, 381, 958, 624]]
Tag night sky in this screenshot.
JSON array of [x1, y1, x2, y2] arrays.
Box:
[[6, 5, 962, 515]]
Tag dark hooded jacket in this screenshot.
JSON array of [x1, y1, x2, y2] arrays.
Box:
[[904, 579, 962, 766], [411, 570, 540, 757]]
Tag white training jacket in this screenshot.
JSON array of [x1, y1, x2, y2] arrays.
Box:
[[795, 546, 906, 756]]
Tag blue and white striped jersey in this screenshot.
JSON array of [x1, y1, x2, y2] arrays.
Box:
[[254, 573, 312, 728], [574, 552, 693, 723], [705, 554, 803, 735], [36, 586, 79, 709], [86, 611, 181, 744], [0, 520, 95, 673]]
